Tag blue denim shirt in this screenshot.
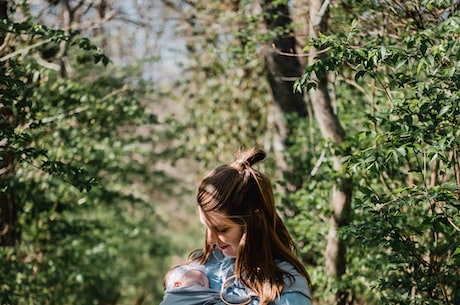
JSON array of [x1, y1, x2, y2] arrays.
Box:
[[202, 249, 312, 305]]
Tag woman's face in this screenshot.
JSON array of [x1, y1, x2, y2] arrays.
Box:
[[199, 208, 243, 257]]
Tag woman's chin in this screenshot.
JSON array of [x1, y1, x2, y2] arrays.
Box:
[[220, 246, 236, 257]]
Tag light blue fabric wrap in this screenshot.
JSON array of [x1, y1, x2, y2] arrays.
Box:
[[158, 286, 225, 305], [159, 248, 312, 305]]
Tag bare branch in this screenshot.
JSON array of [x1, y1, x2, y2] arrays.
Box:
[[32, 54, 60, 71], [272, 43, 330, 57], [0, 38, 52, 62]]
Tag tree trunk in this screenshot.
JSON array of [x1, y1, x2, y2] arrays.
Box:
[[307, 0, 352, 304], [0, 0, 6, 19], [0, 0, 19, 247], [260, 0, 307, 180], [0, 115, 18, 246]]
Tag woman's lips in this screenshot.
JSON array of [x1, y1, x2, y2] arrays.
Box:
[[219, 245, 229, 251]]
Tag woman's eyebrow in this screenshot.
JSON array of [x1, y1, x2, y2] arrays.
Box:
[[206, 222, 227, 231]]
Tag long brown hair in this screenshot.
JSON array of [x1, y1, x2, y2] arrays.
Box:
[[191, 148, 310, 304]]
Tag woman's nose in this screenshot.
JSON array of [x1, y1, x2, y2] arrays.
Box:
[[206, 229, 217, 245]]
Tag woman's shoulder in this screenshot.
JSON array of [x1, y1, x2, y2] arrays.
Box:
[[277, 260, 310, 296], [274, 260, 312, 305], [273, 291, 312, 305], [198, 249, 311, 303]]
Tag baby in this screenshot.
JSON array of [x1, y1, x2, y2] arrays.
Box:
[[160, 263, 251, 305], [164, 263, 209, 291]]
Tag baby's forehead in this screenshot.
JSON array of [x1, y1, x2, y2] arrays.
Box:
[[173, 263, 207, 279], [183, 268, 207, 277]]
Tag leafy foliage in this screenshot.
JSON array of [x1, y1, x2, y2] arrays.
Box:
[[170, 1, 275, 164], [166, 1, 460, 303], [1, 3, 173, 305], [3, 1, 460, 305], [293, 1, 460, 304]]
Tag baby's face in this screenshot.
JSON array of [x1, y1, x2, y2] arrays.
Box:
[[179, 269, 209, 288]]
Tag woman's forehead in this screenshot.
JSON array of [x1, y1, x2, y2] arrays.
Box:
[[199, 208, 233, 226]]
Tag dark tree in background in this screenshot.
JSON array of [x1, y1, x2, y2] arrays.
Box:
[[0, 0, 19, 247], [1, 2, 177, 304]]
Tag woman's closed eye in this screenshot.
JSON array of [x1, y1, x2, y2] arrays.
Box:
[[215, 227, 228, 233]]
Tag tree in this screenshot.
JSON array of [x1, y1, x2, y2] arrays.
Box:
[[304, 1, 352, 304], [1, 1, 176, 304], [5, 0, 457, 304], [296, 0, 460, 303], [260, 0, 308, 177], [160, 0, 460, 304], [169, 0, 460, 304], [166, 1, 273, 163], [165, 1, 351, 303], [0, 0, 18, 247]]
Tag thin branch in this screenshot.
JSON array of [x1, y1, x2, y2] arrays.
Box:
[[18, 84, 129, 132], [0, 38, 52, 62], [32, 54, 60, 71], [339, 77, 367, 95], [454, 144, 460, 200], [0, 32, 11, 52], [41, 84, 128, 124], [447, 216, 460, 232], [272, 43, 330, 57], [318, 0, 330, 21], [310, 149, 326, 177]]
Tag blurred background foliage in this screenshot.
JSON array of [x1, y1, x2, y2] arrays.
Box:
[[1, 1, 459, 305]]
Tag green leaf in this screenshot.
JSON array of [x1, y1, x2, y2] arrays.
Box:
[[355, 70, 366, 81], [453, 247, 460, 257]]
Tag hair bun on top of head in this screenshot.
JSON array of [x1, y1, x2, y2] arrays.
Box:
[[235, 148, 266, 167], [235, 159, 251, 169]]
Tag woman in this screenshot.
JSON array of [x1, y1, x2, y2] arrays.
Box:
[[190, 148, 312, 305]]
